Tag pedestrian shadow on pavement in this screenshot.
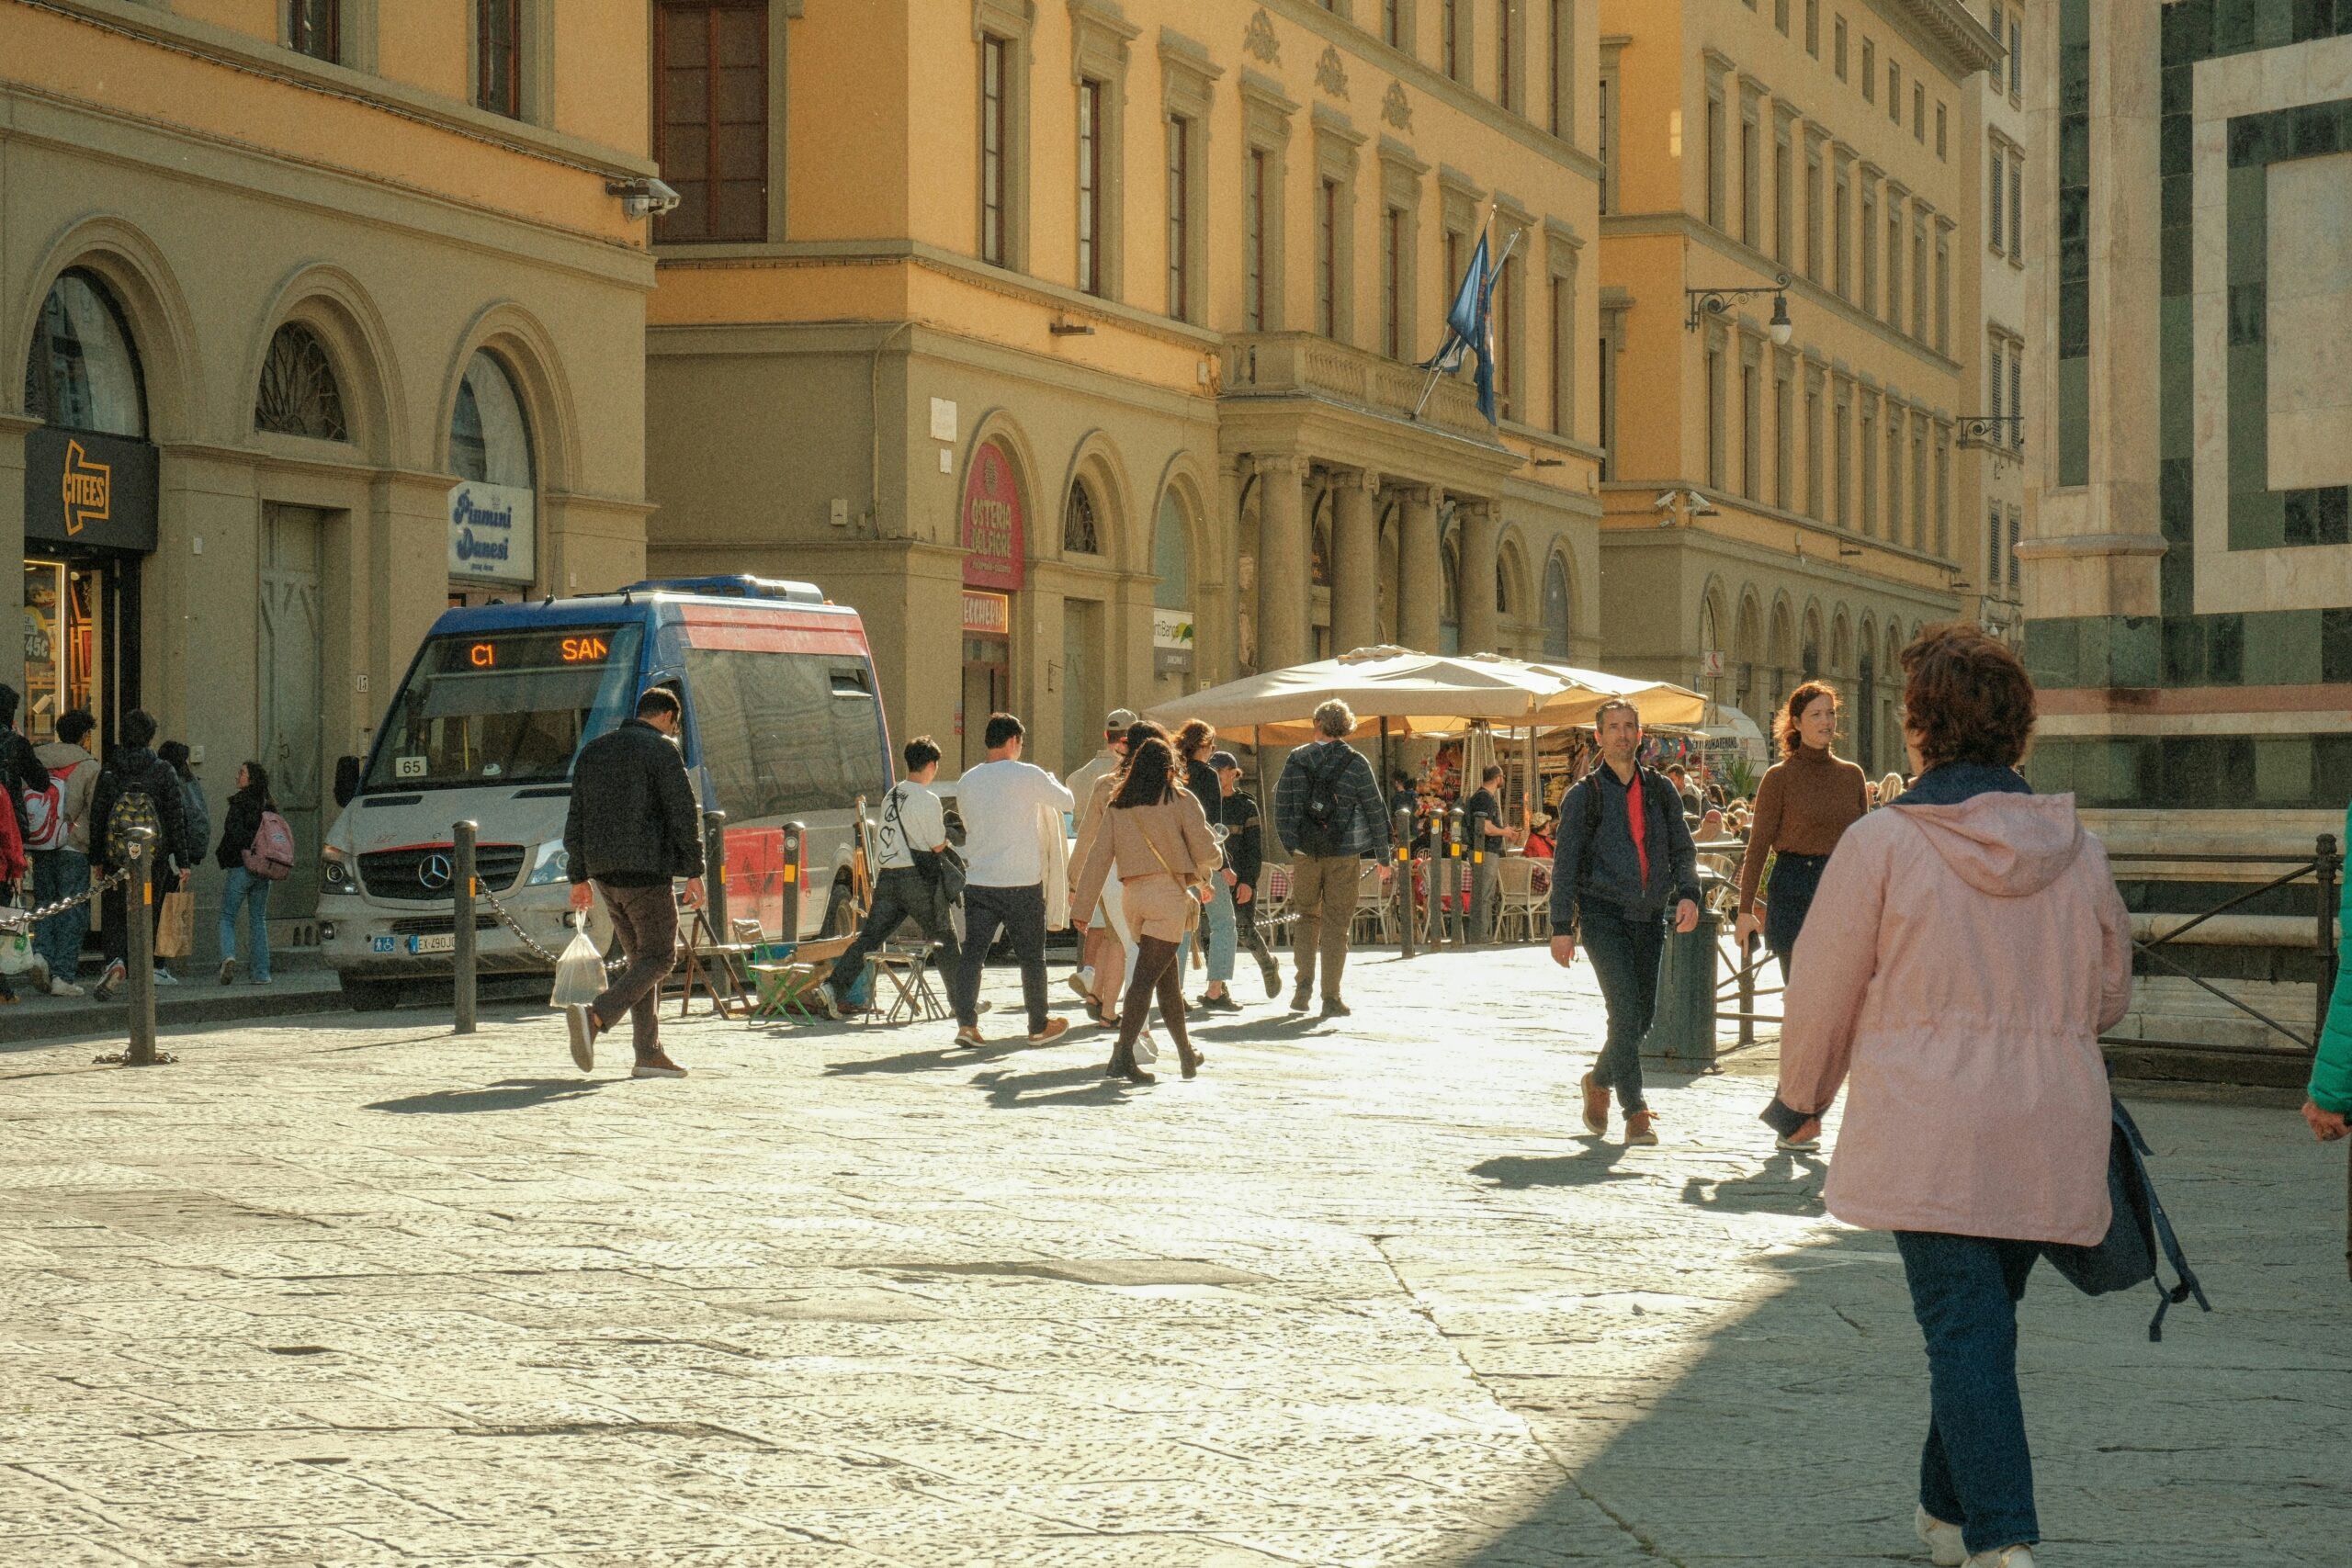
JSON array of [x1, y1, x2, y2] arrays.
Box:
[[364, 1077, 607, 1114], [971, 1062, 1131, 1109], [1679, 1150, 1826, 1215], [821, 1039, 1033, 1077], [1470, 1142, 1640, 1188]]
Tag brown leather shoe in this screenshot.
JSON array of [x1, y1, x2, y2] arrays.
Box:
[[630, 1052, 688, 1079], [1579, 1072, 1611, 1135], [1623, 1110, 1659, 1146], [1027, 1017, 1070, 1044]]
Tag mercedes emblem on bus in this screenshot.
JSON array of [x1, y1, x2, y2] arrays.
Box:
[[418, 854, 453, 892]]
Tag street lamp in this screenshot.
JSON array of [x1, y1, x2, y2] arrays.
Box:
[[1687, 271, 1795, 346]]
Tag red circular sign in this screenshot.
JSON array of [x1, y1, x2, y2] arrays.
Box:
[[960, 443, 1024, 592]]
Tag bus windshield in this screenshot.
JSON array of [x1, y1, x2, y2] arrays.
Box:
[[365, 625, 641, 792]]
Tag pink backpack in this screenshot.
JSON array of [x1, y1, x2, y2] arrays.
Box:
[[243, 809, 296, 881]]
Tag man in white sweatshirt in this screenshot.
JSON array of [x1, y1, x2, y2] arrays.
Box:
[[949, 713, 1075, 1047]]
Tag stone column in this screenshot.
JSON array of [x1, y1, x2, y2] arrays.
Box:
[[1329, 468, 1379, 657], [1254, 454, 1308, 672], [1217, 455, 1248, 682], [1396, 484, 1441, 653], [1457, 499, 1499, 655]]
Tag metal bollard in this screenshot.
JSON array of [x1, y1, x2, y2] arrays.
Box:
[[703, 810, 730, 938], [1445, 807, 1466, 945], [1394, 807, 1416, 959], [1640, 908, 1722, 1071], [452, 820, 477, 1035], [1465, 807, 1489, 950], [779, 820, 806, 941], [1737, 931, 1758, 1049], [125, 829, 158, 1066]]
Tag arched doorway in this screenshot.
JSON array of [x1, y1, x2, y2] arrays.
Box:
[[1150, 487, 1196, 706], [21, 266, 157, 749], [957, 438, 1024, 768], [447, 348, 537, 604], [1541, 553, 1571, 660]]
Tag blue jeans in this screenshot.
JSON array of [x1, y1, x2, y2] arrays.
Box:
[[1894, 1231, 2042, 1554], [31, 848, 89, 980], [1204, 874, 1237, 986], [219, 865, 272, 980], [1577, 899, 1663, 1115]]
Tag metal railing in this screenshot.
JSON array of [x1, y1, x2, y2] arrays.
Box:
[[1696, 831, 2345, 1066], [2100, 836, 2339, 1061]]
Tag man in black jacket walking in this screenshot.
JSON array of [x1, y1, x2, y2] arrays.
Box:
[[562, 687, 705, 1077], [89, 709, 190, 1001], [1549, 700, 1701, 1146]]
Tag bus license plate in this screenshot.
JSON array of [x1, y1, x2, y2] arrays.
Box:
[[407, 933, 455, 955]]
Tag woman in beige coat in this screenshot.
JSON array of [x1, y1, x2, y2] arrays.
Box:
[[1767, 625, 2132, 1568], [1069, 738, 1221, 1084]]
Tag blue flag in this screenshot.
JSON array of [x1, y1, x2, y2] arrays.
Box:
[[1420, 231, 1490, 377]]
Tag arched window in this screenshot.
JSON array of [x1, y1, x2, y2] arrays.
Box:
[[1063, 480, 1101, 554], [254, 322, 348, 441], [1152, 491, 1191, 609], [450, 349, 533, 486], [1541, 555, 1571, 658], [22, 268, 146, 437]]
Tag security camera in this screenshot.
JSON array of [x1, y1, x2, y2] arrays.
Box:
[[1686, 490, 1720, 517], [607, 177, 682, 221]]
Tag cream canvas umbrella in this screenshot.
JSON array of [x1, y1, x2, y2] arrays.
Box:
[[1518, 662, 1709, 728], [1145, 646, 1564, 743]]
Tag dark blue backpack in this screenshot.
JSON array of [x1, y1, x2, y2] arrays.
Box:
[[2041, 1097, 2211, 1341]]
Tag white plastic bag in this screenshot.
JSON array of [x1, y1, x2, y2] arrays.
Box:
[[549, 928, 605, 1007], [1133, 1029, 1159, 1066]]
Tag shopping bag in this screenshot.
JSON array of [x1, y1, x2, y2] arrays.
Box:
[[0, 904, 38, 976], [549, 928, 605, 1008], [1133, 1029, 1159, 1066], [155, 889, 195, 959]]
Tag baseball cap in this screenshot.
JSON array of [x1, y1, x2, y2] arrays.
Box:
[[1103, 707, 1140, 732], [1208, 750, 1241, 771]]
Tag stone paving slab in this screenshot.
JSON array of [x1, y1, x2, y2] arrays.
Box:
[[0, 943, 2345, 1566]]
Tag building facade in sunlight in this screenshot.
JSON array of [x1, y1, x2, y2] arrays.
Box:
[[645, 1, 1604, 773], [2, 0, 656, 926], [1593, 0, 2003, 777]]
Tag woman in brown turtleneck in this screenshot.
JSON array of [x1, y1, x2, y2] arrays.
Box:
[[1735, 681, 1870, 983]]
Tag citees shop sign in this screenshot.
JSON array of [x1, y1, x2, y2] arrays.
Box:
[[23, 427, 158, 553], [447, 479, 536, 584]]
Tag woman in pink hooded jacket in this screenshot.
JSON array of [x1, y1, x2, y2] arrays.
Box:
[[1766, 625, 2133, 1568]]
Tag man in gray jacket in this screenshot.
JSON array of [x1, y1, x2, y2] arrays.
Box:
[[563, 686, 705, 1078], [1549, 699, 1701, 1146], [1272, 699, 1390, 1018]]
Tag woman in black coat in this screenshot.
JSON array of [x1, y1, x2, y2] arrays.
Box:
[[214, 762, 277, 985]]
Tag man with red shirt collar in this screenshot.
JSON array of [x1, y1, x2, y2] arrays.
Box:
[[1548, 699, 1702, 1145]]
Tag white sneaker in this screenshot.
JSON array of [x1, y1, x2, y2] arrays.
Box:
[[1064, 969, 1093, 1002], [1964, 1548, 2035, 1568], [1917, 1506, 1965, 1567], [811, 981, 842, 1020], [48, 976, 85, 998], [153, 968, 179, 987]]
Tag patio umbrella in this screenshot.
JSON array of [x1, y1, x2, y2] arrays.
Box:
[[1145, 646, 1566, 744], [1517, 661, 1709, 728]]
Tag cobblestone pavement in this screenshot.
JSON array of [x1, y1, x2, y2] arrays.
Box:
[[3, 944, 2345, 1567]]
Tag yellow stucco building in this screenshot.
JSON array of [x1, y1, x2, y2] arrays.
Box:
[[1, 0, 658, 925], [1595, 0, 2002, 776], [647, 0, 1605, 774]]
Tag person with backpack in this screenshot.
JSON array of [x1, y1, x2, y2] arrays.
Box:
[[0, 685, 51, 1004], [1272, 699, 1390, 1018], [812, 736, 958, 1021], [154, 741, 206, 987], [29, 707, 98, 997], [214, 761, 286, 986], [1547, 698, 1702, 1147], [89, 709, 191, 1002], [1762, 626, 2133, 1568]]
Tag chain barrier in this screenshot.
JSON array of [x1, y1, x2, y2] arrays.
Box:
[[3, 866, 130, 933], [477, 881, 626, 973]]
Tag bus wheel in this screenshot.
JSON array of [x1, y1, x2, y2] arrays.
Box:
[[822, 882, 856, 937], [340, 976, 401, 1012]]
